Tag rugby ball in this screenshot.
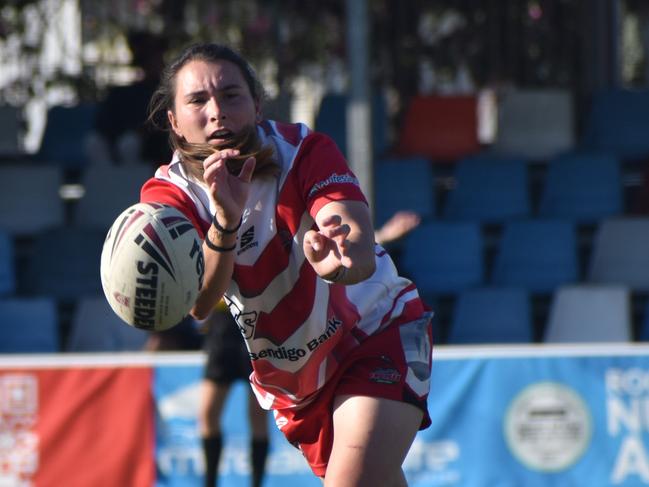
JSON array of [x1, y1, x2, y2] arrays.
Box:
[[100, 202, 204, 331]]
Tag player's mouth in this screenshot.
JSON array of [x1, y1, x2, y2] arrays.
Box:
[[207, 129, 234, 145]]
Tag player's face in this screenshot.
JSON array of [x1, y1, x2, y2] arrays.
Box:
[[168, 59, 259, 146]]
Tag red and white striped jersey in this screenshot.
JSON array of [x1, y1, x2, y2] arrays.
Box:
[[141, 121, 427, 410]]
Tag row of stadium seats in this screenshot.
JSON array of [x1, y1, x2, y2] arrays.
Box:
[[0, 149, 633, 240], [445, 285, 637, 344], [2, 215, 649, 348], [1, 88, 646, 237], [399, 218, 649, 297], [396, 217, 649, 343], [0, 295, 148, 353], [0, 163, 151, 237], [316, 88, 649, 165], [3, 215, 648, 304], [7, 86, 646, 174], [0, 88, 649, 175], [373, 152, 625, 227], [0, 283, 642, 352]]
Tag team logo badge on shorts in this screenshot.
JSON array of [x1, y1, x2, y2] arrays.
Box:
[[369, 367, 402, 384]]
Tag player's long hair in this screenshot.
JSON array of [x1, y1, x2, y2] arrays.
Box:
[[172, 126, 278, 181], [147, 43, 279, 180]]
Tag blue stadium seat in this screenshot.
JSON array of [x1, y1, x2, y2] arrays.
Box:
[[36, 104, 97, 169], [581, 89, 649, 160], [0, 230, 14, 296], [443, 155, 530, 223], [373, 157, 435, 227], [314, 92, 388, 159], [539, 153, 622, 223], [74, 164, 153, 231], [449, 287, 532, 344], [0, 297, 59, 352], [0, 165, 65, 236], [544, 285, 631, 342], [67, 296, 149, 352], [24, 226, 105, 300], [588, 218, 649, 291], [401, 221, 483, 298], [491, 220, 578, 293]]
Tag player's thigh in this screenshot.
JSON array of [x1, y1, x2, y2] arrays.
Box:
[[325, 394, 422, 487]]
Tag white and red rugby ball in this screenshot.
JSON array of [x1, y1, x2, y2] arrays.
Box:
[[100, 202, 204, 331]]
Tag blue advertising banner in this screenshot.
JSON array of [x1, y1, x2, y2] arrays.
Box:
[[412, 346, 649, 487], [151, 345, 649, 487], [153, 361, 319, 487]]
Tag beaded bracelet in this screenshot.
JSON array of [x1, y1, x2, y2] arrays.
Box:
[[212, 214, 242, 234], [322, 266, 347, 284]]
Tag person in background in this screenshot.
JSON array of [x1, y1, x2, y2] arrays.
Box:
[[143, 306, 267, 487], [198, 303, 268, 487], [374, 210, 420, 247], [141, 42, 433, 486]]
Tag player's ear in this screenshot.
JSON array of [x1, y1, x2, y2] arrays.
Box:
[[168, 110, 182, 137]]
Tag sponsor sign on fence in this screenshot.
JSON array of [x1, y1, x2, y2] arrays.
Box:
[[2, 345, 649, 486]]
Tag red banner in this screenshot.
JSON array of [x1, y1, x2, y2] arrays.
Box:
[[0, 367, 154, 487]]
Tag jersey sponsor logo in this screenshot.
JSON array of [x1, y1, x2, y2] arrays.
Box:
[[306, 317, 342, 351], [308, 173, 360, 198], [237, 225, 258, 255], [249, 346, 307, 362], [248, 316, 344, 363]]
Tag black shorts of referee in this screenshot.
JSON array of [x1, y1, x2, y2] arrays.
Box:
[[203, 310, 252, 384]]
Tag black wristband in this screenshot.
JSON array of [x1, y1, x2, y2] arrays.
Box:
[[212, 214, 242, 234], [322, 266, 347, 284], [204, 235, 236, 252]]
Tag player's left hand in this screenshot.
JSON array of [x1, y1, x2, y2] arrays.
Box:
[[303, 214, 352, 280]]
